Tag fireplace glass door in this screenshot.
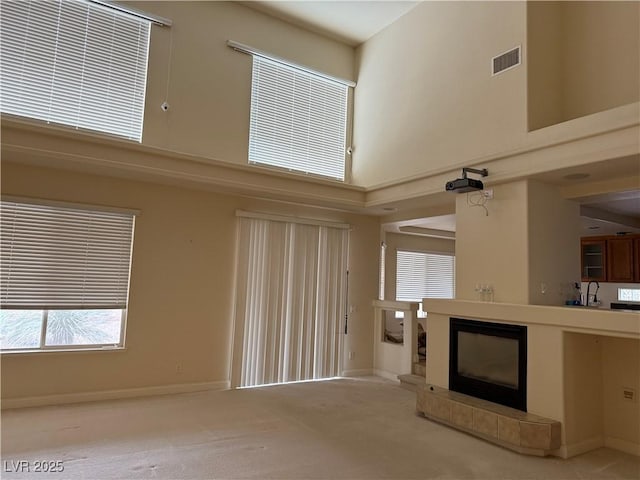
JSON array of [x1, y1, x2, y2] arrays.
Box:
[[449, 318, 527, 411], [458, 332, 519, 389]]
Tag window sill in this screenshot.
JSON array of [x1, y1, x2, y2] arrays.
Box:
[[1, 346, 126, 356]]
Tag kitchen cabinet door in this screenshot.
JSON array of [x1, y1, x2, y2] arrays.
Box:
[[581, 238, 607, 282], [607, 237, 634, 283]]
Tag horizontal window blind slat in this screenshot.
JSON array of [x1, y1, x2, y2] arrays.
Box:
[[0, 0, 150, 141], [3, 304, 127, 310], [1, 200, 135, 309]]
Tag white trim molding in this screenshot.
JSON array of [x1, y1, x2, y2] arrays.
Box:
[[341, 369, 374, 377], [561, 436, 605, 459], [1, 381, 230, 410], [605, 436, 640, 457], [373, 369, 401, 383]]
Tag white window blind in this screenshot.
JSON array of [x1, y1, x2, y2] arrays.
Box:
[[0, 0, 151, 141], [396, 250, 455, 301], [248, 56, 348, 181], [1, 199, 135, 309]]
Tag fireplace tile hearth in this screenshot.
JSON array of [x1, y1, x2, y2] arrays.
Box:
[[416, 384, 561, 456], [432, 395, 451, 422], [451, 402, 473, 429], [498, 416, 520, 445], [473, 409, 498, 438]]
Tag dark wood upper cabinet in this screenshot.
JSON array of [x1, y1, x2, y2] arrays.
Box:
[[581, 237, 607, 282], [581, 234, 639, 283], [607, 237, 634, 282]]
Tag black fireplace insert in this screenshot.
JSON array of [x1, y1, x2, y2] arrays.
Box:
[[449, 318, 527, 411]]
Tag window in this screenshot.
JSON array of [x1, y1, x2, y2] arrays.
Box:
[[248, 55, 349, 181], [396, 250, 456, 317], [618, 288, 640, 302], [0, 0, 151, 141], [0, 198, 136, 351]]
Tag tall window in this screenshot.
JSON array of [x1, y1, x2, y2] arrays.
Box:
[[0, 199, 136, 351], [233, 214, 349, 387], [0, 0, 151, 141], [248, 56, 349, 181], [396, 250, 455, 316]]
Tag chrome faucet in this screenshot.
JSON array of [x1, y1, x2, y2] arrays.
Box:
[[586, 281, 600, 307]]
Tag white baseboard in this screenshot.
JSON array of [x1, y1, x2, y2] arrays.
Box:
[[373, 369, 401, 382], [562, 436, 604, 458], [1, 380, 230, 410], [341, 369, 373, 377], [605, 436, 640, 457], [561, 436, 640, 458]]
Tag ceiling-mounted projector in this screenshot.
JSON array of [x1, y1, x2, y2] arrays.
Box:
[[446, 167, 488, 193]]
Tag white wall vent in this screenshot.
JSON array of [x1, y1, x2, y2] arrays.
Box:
[[492, 46, 521, 76]]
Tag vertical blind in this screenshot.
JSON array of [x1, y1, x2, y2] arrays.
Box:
[[1, 199, 135, 309], [248, 56, 348, 181], [0, 0, 151, 141], [396, 250, 456, 301], [234, 217, 349, 387]]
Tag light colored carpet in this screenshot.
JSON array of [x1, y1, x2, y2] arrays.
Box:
[[1, 376, 639, 479]]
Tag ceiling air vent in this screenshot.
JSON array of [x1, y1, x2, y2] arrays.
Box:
[[492, 46, 520, 76]]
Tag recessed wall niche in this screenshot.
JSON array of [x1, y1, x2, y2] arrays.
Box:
[[527, 1, 640, 131]]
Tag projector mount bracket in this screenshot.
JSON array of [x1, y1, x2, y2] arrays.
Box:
[[461, 167, 488, 179]]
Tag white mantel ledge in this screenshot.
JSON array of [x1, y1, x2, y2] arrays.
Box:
[[423, 299, 639, 339]]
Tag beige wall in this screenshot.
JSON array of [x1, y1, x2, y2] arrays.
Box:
[[129, 1, 355, 168], [562, 1, 640, 122], [602, 336, 640, 449], [527, 325, 565, 423], [455, 181, 530, 303], [352, 1, 528, 186], [0, 162, 379, 400], [528, 1, 640, 130], [527, 1, 564, 131], [563, 334, 640, 454], [455, 179, 581, 306], [527, 181, 581, 306], [563, 333, 604, 448], [354, 0, 638, 186]]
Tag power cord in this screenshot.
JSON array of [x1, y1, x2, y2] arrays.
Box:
[[467, 191, 489, 216]]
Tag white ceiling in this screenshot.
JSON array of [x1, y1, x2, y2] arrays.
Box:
[[580, 191, 640, 219], [580, 216, 640, 236], [410, 214, 457, 232], [243, 1, 419, 46]]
